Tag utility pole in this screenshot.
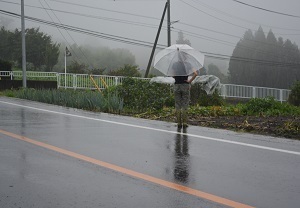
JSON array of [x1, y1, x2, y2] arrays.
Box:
[[167, 0, 171, 46], [144, 2, 168, 78], [21, 0, 26, 88]]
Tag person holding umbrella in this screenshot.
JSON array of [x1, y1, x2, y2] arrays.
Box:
[[172, 52, 198, 128], [154, 44, 205, 129]]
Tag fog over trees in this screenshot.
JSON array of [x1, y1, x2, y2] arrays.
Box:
[[1, 17, 299, 89], [228, 26, 300, 89], [0, 26, 59, 71], [0, 25, 137, 74]]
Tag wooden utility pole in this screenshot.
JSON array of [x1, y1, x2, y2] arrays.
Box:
[[144, 2, 168, 78], [167, 0, 171, 46]]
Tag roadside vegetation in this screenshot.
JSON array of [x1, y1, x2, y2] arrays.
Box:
[[1, 78, 300, 139]]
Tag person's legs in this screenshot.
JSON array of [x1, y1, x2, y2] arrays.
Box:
[[174, 84, 183, 127], [181, 85, 190, 127]]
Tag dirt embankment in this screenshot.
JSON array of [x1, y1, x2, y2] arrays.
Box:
[[188, 116, 300, 140]]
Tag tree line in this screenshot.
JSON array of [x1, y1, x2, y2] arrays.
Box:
[[0, 26, 60, 72], [228, 26, 300, 89], [0, 25, 138, 75]]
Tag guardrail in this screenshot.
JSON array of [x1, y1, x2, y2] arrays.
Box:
[[0, 71, 291, 102], [220, 84, 290, 103], [57, 73, 128, 90]]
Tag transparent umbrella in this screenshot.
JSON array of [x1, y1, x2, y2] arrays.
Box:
[[154, 44, 205, 76]]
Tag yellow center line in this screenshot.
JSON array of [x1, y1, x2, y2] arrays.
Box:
[[0, 129, 255, 208]]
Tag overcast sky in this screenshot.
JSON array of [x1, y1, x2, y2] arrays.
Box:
[[1, 0, 300, 72]]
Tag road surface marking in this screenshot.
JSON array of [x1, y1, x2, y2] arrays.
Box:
[[0, 129, 254, 208], [1, 100, 300, 156]]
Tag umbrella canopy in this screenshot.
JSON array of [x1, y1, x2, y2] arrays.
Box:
[[154, 44, 205, 76]]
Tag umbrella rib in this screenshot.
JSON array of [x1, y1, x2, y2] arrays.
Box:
[[166, 51, 178, 76]]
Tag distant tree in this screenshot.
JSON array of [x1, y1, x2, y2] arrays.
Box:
[[207, 63, 228, 83], [228, 26, 300, 89], [288, 81, 300, 106], [0, 26, 15, 61], [228, 29, 254, 85], [0, 26, 60, 71], [89, 68, 106, 75], [0, 59, 12, 80], [0, 58, 11, 68], [54, 45, 136, 73], [176, 31, 191, 46], [68, 60, 87, 74], [108, 64, 141, 77], [44, 43, 60, 72], [25, 28, 60, 71]]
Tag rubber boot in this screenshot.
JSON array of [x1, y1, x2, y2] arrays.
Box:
[[182, 110, 189, 128], [176, 110, 182, 128]]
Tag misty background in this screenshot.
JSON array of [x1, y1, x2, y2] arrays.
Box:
[[1, 0, 300, 85]]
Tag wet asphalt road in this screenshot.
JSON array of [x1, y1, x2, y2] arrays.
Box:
[[0, 97, 300, 208]]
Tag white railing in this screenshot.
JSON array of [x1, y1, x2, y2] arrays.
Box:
[[220, 84, 291, 102], [0, 71, 291, 102], [0, 71, 14, 80], [57, 73, 128, 90]]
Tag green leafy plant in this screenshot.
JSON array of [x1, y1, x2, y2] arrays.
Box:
[[108, 77, 174, 113], [6, 88, 122, 113], [241, 97, 300, 116], [288, 81, 300, 106]]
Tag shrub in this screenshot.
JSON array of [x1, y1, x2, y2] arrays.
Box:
[[0, 59, 12, 80], [241, 97, 300, 116], [108, 77, 173, 112], [288, 81, 300, 106], [0, 59, 12, 71]]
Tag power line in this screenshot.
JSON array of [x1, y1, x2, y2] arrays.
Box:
[[191, 0, 300, 32], [49, 0, 161, 21], [38, 0, 80, 60], [0, 0, 163, 29], [41, 0, 91, 64], [231, 0, 300, 18], [30, 0, 300, 56], [1, 9, 300, 68], [174, 26, 300, 60], [178, 0, 251, 30], [177, 0, 300, 52], [204, 52, 300, 68], [2, 0, 298, 50], [0, 9, 166, 49]]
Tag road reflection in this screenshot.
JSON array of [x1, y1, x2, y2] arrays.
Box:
[[173, 127, 190, 184]]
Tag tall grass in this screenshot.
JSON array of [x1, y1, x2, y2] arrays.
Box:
[[6, 88, 123, 113]]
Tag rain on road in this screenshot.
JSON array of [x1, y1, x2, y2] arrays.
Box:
[[1, 97, 300, 208]]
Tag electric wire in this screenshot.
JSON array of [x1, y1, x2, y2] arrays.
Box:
[[1, 9, 300, 68], [1, 0, 298, 49], [3, 0, 295, 60], [30, 0, 300, 54], [178, 0, 251, 30], [41, 0, 90, 64], [0, 9, 166, 49], [38, 0, 80, 61], [49, 0, 161, 21], [172, 27, 300, 62], [190, 0, 300, 32], [177, 0, 300, 52], [230, 0, 300, 18]]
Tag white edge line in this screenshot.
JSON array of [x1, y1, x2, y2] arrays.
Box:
[[1, 100, 300, 156]]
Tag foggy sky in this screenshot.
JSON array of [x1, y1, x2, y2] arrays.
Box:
[[1, 0, 300, 73]]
